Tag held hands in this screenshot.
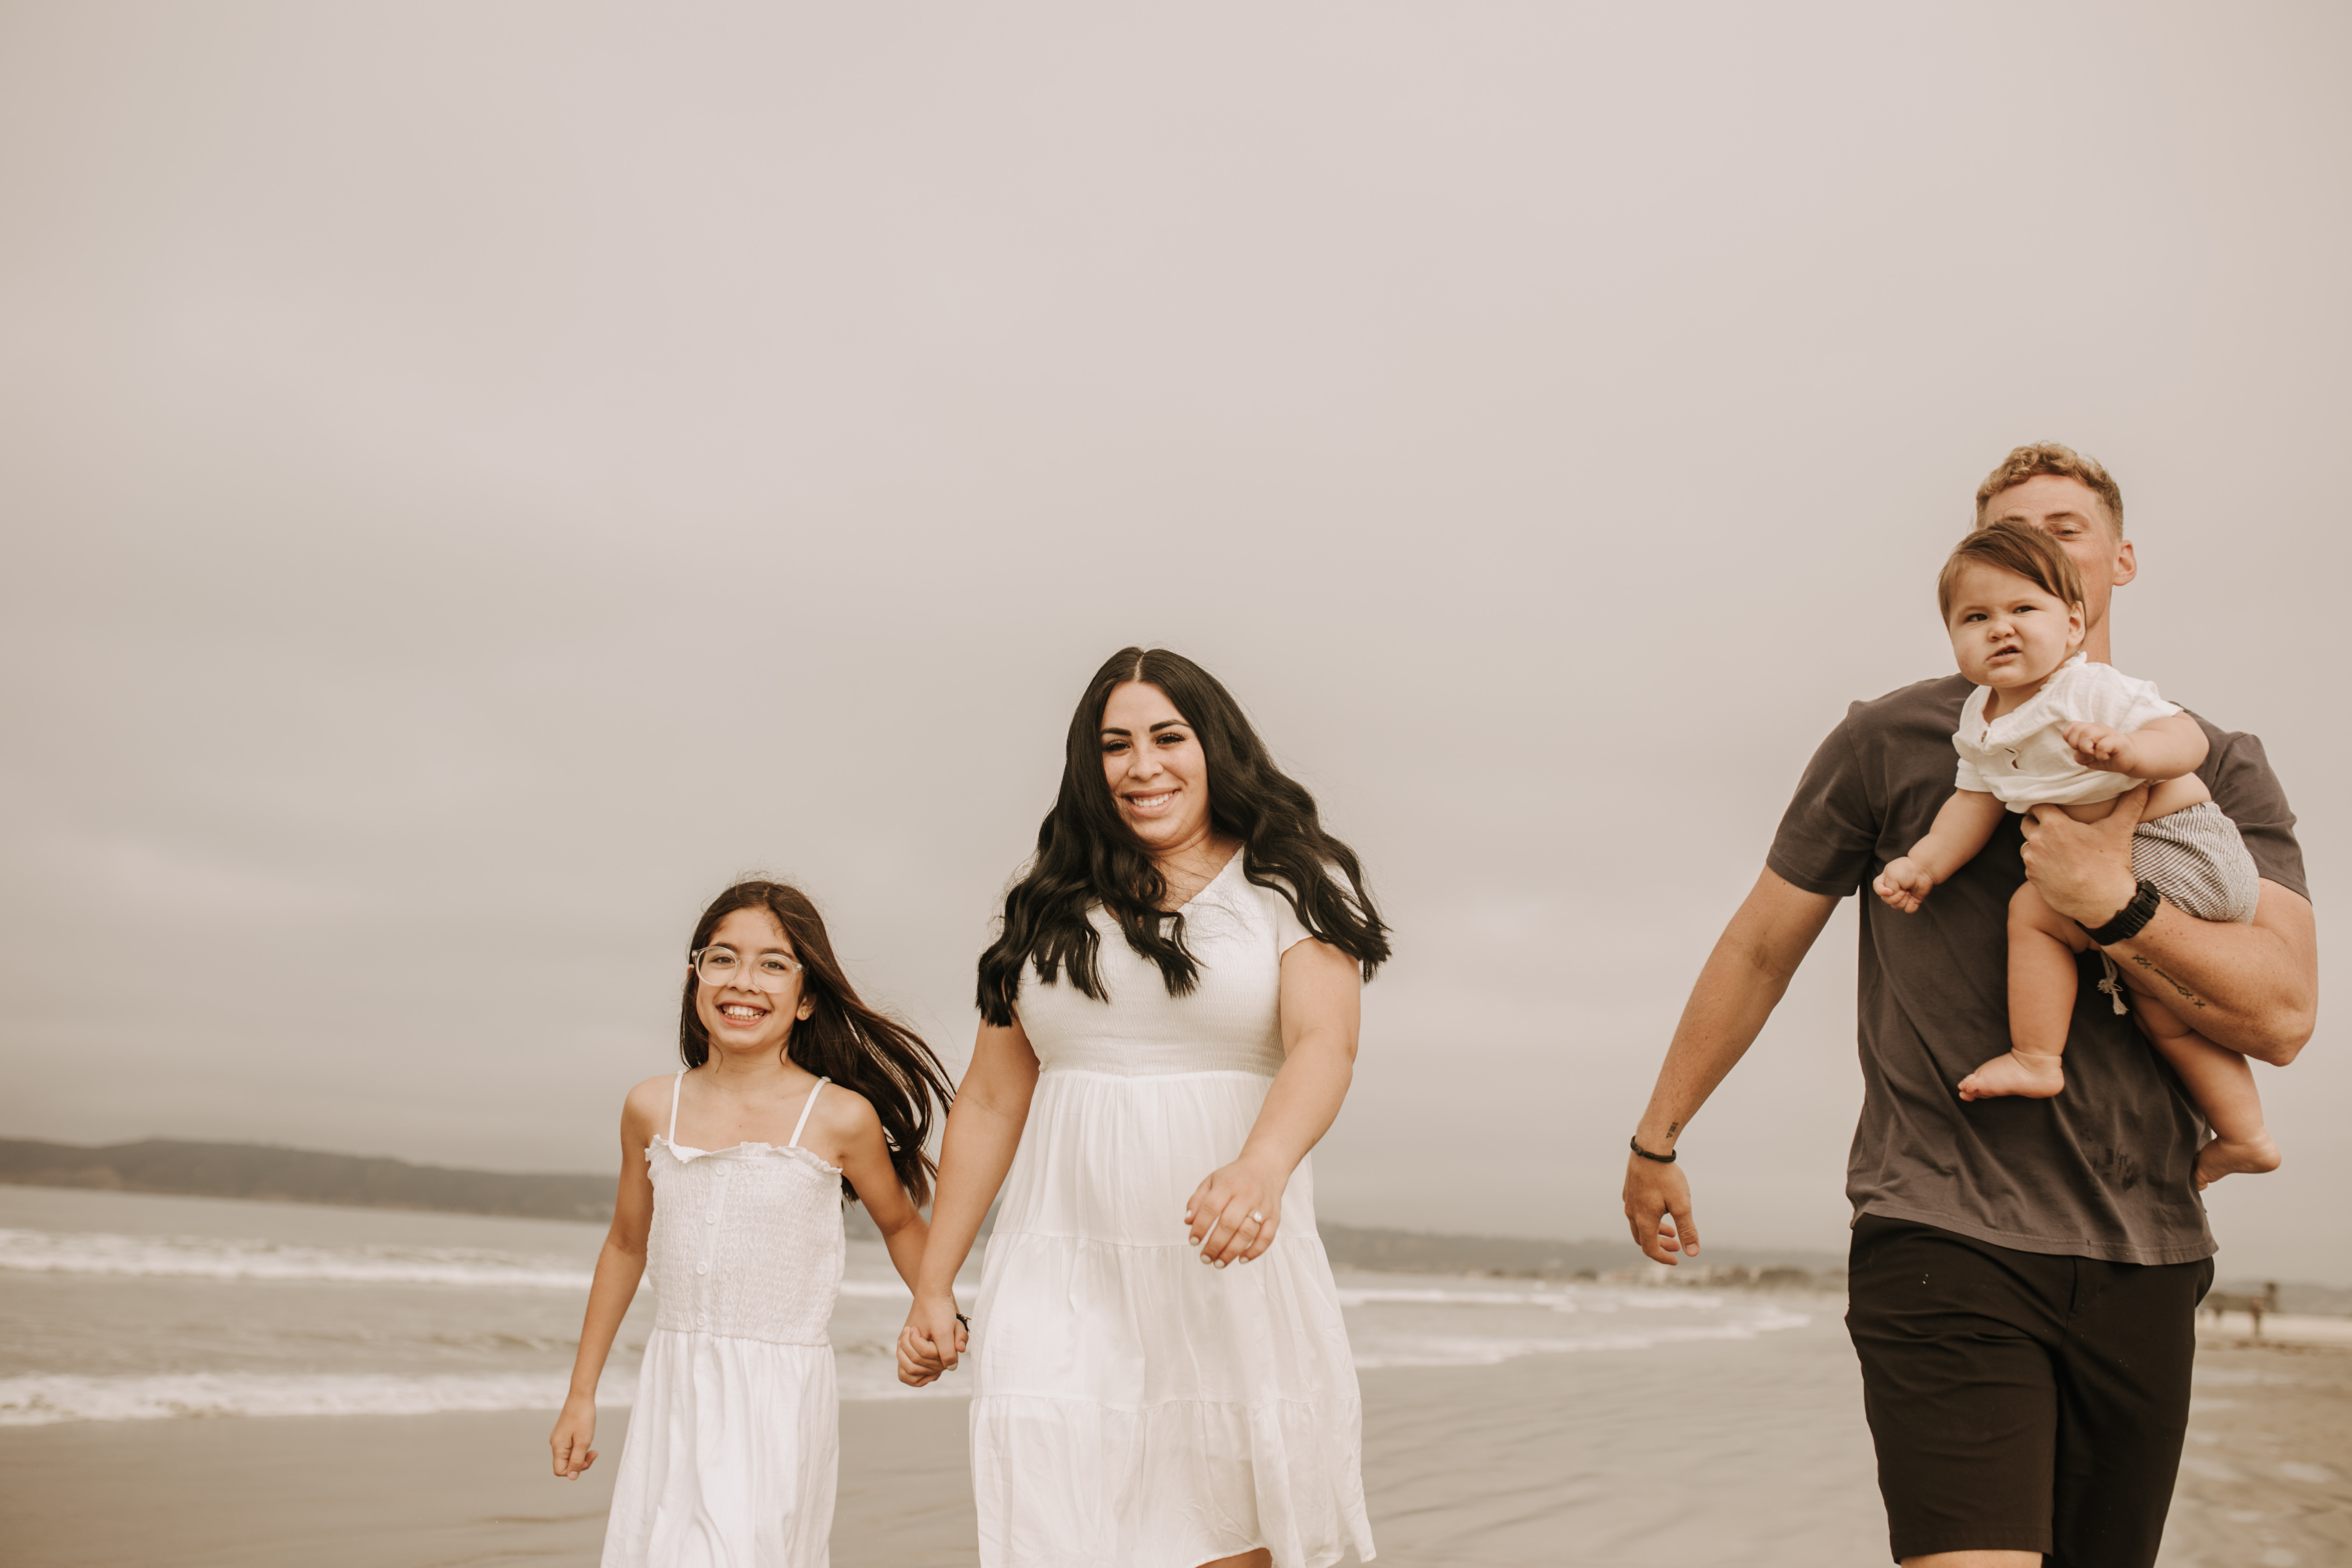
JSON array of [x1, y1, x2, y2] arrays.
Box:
[[1185, 1158, 1284, 1267], [549, 1393, 598, 1478], [1872, 856, 1935, 914], [1621, 1150, 1697, 1267], [896, 1293, 967, 1387], [2063, 721, 2140, 774], [890, 1153, 1295, 1383]]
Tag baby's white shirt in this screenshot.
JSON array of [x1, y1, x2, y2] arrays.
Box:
[[1953, 653, 2184, 812]]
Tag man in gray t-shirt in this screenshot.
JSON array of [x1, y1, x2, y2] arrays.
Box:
[[1622, 445, 2317, 1568]]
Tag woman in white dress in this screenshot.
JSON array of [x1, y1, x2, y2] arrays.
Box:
[[898, 648, 1390, 1568]]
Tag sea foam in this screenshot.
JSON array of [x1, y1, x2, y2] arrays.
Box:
[[0, 1371, 636, 1426], [1349, 1310, 1812, 1369], [1333, 1283, 1734, 1311], [0, 1228, 933, 1296], [0, 1228, 593, 1289]]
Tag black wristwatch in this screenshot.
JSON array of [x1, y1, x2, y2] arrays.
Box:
[[2085, 879, 2162, 946]]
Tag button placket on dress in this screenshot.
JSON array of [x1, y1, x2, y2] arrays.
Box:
[[694, 1161, 728, 1330]]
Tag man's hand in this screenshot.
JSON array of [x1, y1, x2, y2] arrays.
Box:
[[2063, 721, 2140, 773], [1622, 1150, 1698, 1266], [1872, 856, 1935, 914], [2020, 784, 2146, 929]]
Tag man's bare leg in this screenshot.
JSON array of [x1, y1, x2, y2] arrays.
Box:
[[1960, 882, 2080, 1100], [1904, 1554, 2039, 1568], [2127, 990, 2282, 1187], [1199, 1552, 1271, 1568]]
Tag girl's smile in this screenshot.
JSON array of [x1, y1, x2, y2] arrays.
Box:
[[693, 907, 812, 1055]]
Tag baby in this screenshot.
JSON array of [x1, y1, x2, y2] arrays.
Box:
[[1873, 519, 2280, 1190]]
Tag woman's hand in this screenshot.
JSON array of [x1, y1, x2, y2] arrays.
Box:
[[549, 1392, 598, 1478], [897, 1293, 967, 1386], [1185, 1158, 1284, 1267]]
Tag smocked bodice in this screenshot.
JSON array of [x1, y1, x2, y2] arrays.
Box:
[[1013, 854, 1312, 1078], [643, 1137, 844, 1345]]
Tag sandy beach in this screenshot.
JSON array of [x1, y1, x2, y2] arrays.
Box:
[[4, 1304, 2346, 1568], [2165, 1329, 2352, 1568], [0, 1307, 1868, 1568]]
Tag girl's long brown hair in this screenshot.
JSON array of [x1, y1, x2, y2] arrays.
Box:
[[678, 881, 952, 1206]]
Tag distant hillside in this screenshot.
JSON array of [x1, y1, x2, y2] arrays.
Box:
[[0, 1138, 615, 1223]]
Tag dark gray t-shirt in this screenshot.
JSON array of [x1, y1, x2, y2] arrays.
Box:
[[1768, 673, 2308, 1265]]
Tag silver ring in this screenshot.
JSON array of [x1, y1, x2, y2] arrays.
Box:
[[1249, 1211, 1264, 1223]]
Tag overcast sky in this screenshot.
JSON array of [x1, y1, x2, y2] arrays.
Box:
[[3, 2, 2346, 1280]]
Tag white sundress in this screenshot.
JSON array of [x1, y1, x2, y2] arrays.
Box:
[[602, 1072, 846, 1568], [968, 853, 1376, 1568]]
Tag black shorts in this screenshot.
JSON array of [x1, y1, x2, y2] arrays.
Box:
[[1845, 1215, 2214, 1566]]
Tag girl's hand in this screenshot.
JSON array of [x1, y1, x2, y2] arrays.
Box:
[[897, 1294, 966, 1386], [2063, 721, 2135, 772], [1185, 1159, 1283, 1267], [1872, 857, 1934, 914], [549, 1393, 598, 1478]]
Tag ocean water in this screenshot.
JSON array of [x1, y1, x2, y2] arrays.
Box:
[[0, 1185, 1810, 1426]]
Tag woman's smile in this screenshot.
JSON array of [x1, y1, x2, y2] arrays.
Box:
[[1122, 787, 1180, 817], [1099, 681, 1216, 853]]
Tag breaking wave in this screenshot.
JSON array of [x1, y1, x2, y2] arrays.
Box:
[[0, 1228, 593, 1289], [0, 1371, 635, 1426], [1349, 1310, 1811, 1369]]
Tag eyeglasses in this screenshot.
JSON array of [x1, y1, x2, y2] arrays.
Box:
[[689, 946, 802, 992]]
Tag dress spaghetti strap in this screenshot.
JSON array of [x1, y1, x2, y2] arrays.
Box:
[[668, 1070, 686, 1143], [787, 1078, 829, 1150]]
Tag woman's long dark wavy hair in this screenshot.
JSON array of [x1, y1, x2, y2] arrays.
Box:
[[976, 648, 1390, 1026], [679, 881, 953, 1206]]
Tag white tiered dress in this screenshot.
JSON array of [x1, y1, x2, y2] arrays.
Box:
[[602, 1073, 845, 1568], [968, 854, 1375, 1568]]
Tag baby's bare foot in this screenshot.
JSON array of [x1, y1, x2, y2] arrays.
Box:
[[2195, 1132, 2282, 1190], [1958, 1050, 2066, 1101]]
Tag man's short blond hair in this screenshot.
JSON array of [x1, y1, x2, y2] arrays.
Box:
[[1974, 442, 2124, 536]]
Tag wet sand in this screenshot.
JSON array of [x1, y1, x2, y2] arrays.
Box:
[[3, 1307, 2345, 1568], [2163, 1334, 2352, 1568]]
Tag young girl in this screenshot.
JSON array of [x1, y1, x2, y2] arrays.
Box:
[[1873, 521, 2280, 1189], [549, 880, 953, 1566]]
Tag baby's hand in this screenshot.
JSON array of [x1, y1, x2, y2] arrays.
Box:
[[1873, 857, 1934, 914], [2064, 721, 2137, 773]]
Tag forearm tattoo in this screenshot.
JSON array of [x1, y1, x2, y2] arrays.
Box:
[[2131, 955, 2208, 1011]]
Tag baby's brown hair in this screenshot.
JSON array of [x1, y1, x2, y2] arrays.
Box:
[[1937, 519, 2086, 623]]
